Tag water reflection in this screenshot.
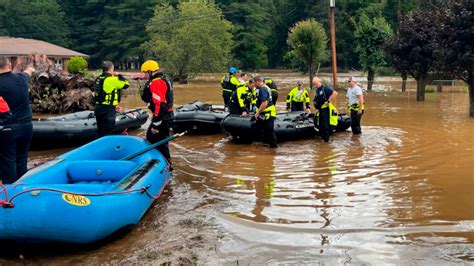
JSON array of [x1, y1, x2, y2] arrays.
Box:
[[23, 78, 474, 264]]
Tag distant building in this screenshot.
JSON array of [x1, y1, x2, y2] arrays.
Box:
[[0, 37, 88, 71]]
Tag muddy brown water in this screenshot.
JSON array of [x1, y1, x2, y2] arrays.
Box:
[[1, 73, 473, 265]]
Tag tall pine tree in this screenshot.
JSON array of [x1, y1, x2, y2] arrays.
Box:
[[0, 0, 70, 47]]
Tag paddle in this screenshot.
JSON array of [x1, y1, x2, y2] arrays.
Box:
[[121, 132, 187, 161]]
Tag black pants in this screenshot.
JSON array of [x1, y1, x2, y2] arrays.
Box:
[[350, 110, 363, 134], [291, 102, 304, 112], [222, 91, 233, 109], [228, 103, 240, 115], [95, 104, 116, 138], [146, 113, 173, 164], [0, 122, 33, 184], [256, 117, 277, 148], [316, 108, 331, 142]]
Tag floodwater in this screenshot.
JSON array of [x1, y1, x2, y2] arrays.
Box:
[[1, 72, 473, 265]]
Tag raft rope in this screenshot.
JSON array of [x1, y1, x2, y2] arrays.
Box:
[[0, 183, 10, 207], [0, 183, 166, 208]]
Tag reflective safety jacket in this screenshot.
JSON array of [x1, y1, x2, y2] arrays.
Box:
[[144, 73, 174, 120], [316, 103, 338, 126], [264, 78, 278, 104], [313, 84, 334, 110], [220, 74, 241, 94], [94, 72, 129, 106], [256, 84, 276, 119], [264, 78, 277, 90], [286, 87, 310, 109], [230, 83, 254, 114]]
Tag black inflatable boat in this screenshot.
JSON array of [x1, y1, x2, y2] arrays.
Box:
[[222, 111, 351, 143], [31, 109, 149, 149], [172, 101, 228, 134]]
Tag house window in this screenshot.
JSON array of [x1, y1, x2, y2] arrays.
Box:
[[54, 59, 63, 69]]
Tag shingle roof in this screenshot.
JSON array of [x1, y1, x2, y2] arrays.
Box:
[[0, 37, 88, 58]]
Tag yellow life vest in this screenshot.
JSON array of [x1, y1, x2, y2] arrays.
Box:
[[318, 103, 338, 126]]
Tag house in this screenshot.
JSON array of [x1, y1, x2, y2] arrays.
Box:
[[0, 37, 88, 71]]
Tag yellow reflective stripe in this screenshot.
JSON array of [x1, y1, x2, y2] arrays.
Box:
[[287, 87, 310, 103], [262, 105, 276, 117], [348, 102, 365, 111], [329, 103, 338, 126]]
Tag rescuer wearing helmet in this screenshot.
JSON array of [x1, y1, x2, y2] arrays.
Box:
[[229, 78, 255, 116], [94, 61, 129, 137], [140, 60, 174, 169], [220, 67, 242, 110]]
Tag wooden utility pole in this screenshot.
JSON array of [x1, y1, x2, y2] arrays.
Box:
[[329, 0, 338, 89]]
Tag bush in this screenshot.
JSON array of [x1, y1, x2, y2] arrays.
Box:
[[67, 56, 88, 75], [425, 86, 436, 93]]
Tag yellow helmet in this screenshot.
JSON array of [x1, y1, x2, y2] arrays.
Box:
[[140, 60, 159, 72]]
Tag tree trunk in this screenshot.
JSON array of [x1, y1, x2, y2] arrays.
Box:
[[178, 74, 188, 84], [468, 71, 474, 117], [309, 64, 313, 90], [437, 81, 443, 92], [401, 72, 407, 92], [367, 68, 374, 91], [416, 74, 427, 101]]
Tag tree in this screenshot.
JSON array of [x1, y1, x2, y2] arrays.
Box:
[[387, 10, 438, 101], [288, 19, 327, 89], [144, 1, 233, 83], [58, 0, 107, 66], [353, 14, 392, 91], [59, 0, 159, 67], [222, 1, 273, 70], [0, 0, 70, 47], [434, 1, 474, 117]]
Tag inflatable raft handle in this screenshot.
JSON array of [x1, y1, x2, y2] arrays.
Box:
[[121, 131, 187, 161]]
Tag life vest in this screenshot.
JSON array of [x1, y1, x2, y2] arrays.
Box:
[[316, 103, 338, 126], [230, 84, 254, 112], [263, 79, 277, 103], [264, 78, 277, 90], [257, 85, 276, 119], [142, 73, 174, 114], [94, 72, 129, 106], [94, 72, 111, 105], [221, 74, 239, 93]]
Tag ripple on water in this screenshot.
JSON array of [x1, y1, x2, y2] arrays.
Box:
[[171, 123, 473, 264]]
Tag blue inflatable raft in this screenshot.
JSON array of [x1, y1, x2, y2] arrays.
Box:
[[0, 135, 171, 244]]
